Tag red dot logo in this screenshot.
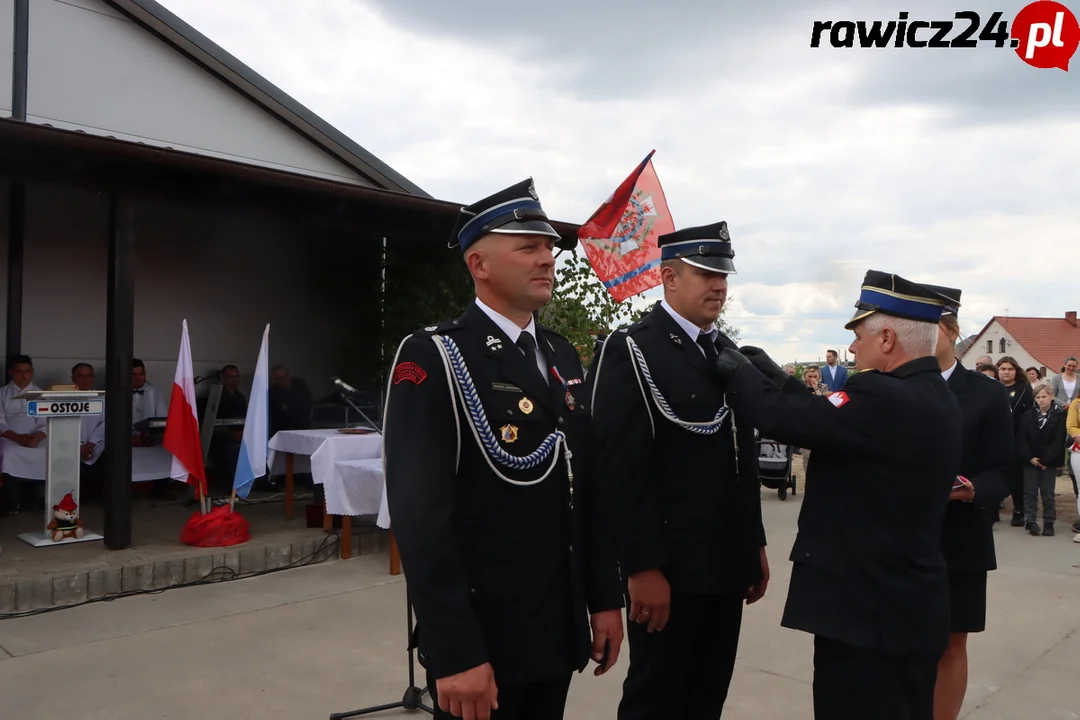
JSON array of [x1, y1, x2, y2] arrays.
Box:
[[1012, 1, 1080, 70]]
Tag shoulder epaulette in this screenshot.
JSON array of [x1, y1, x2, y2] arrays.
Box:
[[413, 318, 464, 337]]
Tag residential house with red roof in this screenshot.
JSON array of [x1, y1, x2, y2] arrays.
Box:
[[959, 311, 1080, 378]]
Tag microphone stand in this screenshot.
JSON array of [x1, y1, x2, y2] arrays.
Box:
[[329, 587, 432, 718], [328, 379, 431, 718], [336, 387, 382, 432]]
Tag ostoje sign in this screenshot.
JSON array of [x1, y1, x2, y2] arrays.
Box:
[[28, 400, 104, 417]]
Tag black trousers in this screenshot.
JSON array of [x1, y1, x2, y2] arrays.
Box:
[[812, 636, 940, 720], [1007, 464, 1025, 517], [618, 592, 744, 720], [426, 669, 572, 720]]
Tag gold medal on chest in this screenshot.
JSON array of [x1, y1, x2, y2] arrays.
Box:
[[500, 424, 519, 443], [518, 397, 534, 414]]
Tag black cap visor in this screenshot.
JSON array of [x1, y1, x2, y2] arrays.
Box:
[[679, 255, 736, 274]]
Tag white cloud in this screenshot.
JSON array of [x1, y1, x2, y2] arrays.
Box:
[[160, 0, 1080, 363]]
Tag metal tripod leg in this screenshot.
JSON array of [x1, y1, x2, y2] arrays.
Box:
[[329, 587, 433, 718]]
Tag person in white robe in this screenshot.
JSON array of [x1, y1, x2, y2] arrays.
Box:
[[72, 363, 106, 466], [1, 354, 47, 514], [131, 358, 168, 434]]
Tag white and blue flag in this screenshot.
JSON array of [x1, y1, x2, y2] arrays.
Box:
[[233, 324, 269, 500]]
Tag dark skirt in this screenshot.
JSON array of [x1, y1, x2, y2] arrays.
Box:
[[948, 571, 988, 634]]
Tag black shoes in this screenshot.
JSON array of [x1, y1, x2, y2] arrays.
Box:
[[1043, 522, 1055, 537], [1011, 511, 1026, 527], [1027, 522, 1041, 536]]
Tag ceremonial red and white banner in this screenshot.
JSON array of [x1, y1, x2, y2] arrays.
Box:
[[163, 319, 207, 500], [577, 150, 676, 302]]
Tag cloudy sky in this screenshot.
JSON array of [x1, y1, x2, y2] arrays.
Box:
[[161, 0, 1079, 364]]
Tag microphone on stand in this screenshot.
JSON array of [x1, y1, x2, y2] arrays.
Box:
[[330, 376, 381, 431], [332, 376, 359, 394]]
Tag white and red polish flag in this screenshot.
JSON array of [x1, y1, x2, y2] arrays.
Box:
[[163, 319, 207, 499]]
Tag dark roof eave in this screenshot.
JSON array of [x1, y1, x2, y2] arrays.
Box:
[[103, 0, 431, 197], [0, 118, 581, 241]]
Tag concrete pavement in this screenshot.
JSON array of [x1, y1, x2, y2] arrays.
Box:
[[1, 494, 1079, 719]]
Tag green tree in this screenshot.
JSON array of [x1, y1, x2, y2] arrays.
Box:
[[539, 251, 740, 365]]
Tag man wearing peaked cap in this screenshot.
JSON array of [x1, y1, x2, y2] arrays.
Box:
[[450, 177, 576, 253], [843, 270, 952, 329], [655, 220, 738, 273], [713, 269, 964, 719], [919, 282, 1013, 720], [589, 220, 769, 719], [383, 178, 624, 720]]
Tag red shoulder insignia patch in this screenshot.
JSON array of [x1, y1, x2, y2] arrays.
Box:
[[393, 362, 427, 386], [826, 391, 850, 408]]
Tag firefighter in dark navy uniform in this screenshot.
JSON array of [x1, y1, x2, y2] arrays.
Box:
[[714, 270, 963, 720], [588, 222, 768, 719], [919, 284, 1013, 720], [383, 178, 625, 720]]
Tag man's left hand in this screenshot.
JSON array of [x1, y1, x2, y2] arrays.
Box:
[[949, 477, 975, 503], [745, 546, 770, 604], [589, 609, 624, 675]]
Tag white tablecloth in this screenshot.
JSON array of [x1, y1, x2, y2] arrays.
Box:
[[329, 458, 390, 529], [1, 444, 172, 483], [267, 429, 383, 487], [132, 446, 174, 483]]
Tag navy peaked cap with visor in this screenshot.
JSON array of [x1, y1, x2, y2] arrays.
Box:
[[449, 178, 574, 253], [844, 270, 946, 330], [917, 283, 962, 316], [657, 221, 736, 274]]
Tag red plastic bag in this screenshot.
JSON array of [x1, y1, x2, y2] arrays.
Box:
[[180, 505, 251, 547]]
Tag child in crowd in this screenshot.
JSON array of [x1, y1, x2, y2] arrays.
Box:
[[1017, 383, 1067, 536]]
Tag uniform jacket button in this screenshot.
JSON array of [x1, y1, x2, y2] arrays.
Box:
[[557, 417, 566, 426]]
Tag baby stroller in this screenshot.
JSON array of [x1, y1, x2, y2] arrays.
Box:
[[756, 432, 797, 501]]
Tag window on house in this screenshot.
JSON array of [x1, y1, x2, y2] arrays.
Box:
[[999, 338, 1007, 353], [987, 340, 993, 353]]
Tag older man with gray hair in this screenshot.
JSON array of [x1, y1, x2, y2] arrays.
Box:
[[715, 270, 963, 720]]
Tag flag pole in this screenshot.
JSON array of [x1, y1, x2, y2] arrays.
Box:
[[229, 488, 237, 514]]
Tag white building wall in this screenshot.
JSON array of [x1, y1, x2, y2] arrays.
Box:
[[958, 320, 1053, 378], [25, 0, 373, 187], [0, 181, 367, 404], [0, 0, 14, 118]]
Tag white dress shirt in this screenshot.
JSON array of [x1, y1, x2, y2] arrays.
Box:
[[660, 299, 717, 355], [0, 380, 47, 480], [132, 381, 168, 426], [475, 297, 549, 382], [941, 359, 958, 382], [81, 399, 107, 465]]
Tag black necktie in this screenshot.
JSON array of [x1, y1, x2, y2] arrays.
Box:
[[516, 332, 546, 381], [697, 332, 718, 362]]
